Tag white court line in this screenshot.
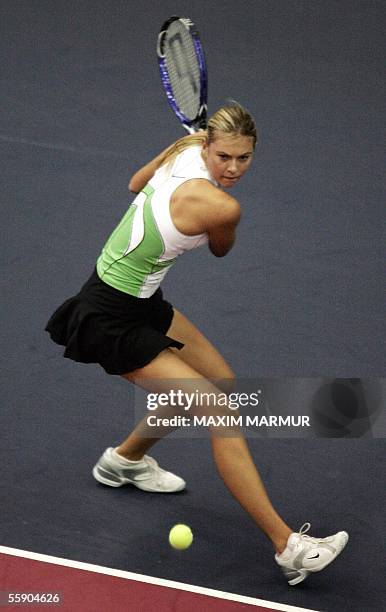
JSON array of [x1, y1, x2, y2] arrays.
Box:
[[0, 134, 126, 159], [0, 546, 319, 612]]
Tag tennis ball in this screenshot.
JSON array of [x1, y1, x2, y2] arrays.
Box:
[[169, 524, 193, 550]]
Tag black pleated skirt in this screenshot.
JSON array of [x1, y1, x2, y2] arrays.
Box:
[[45, 269, 183, 375]]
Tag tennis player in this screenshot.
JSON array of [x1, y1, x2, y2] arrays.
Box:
[[46, 103, 348, 585]]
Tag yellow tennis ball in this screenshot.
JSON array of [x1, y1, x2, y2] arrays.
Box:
[[169, 524, 193, 550]]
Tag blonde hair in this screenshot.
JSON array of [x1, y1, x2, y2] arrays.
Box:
[[159, 103, 257, 167]]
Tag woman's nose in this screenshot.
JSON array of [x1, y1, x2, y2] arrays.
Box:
[[228, 159, 238, 174]]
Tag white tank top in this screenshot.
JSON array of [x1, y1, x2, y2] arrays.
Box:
[[96, 146, 216, 297]]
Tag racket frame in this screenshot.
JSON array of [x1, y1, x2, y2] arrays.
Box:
[[157, 16, 208, 133]]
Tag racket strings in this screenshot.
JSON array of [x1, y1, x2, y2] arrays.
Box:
[[163, 21, 201, 120]]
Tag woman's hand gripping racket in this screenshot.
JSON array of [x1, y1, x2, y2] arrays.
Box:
[[157, 16, 208, 133]]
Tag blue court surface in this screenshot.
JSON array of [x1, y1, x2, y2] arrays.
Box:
[[1, 2, 385, 611]]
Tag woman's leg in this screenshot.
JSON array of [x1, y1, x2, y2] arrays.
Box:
[[117, 307, 235, 458], [117, 347, 292, 553], [166, 308, 236, 383]]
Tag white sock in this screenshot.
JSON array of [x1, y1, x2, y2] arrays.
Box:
[[112, 448, 143, 466]]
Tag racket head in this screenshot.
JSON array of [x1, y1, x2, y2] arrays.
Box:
[[157, 16, 208, 133]]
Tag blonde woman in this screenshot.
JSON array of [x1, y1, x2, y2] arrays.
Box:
[[46, 104, 348, 585]]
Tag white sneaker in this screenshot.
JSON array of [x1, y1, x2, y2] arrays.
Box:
[[92, 447, 186, 493], [275, 523, 349, 586]]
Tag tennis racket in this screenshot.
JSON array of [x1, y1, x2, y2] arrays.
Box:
[[157, 16, 208, 133]]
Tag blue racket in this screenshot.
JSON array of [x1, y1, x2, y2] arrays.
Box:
[[157, 16, 208, 133]]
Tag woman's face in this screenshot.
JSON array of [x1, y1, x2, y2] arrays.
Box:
[[201, 133, 254, 188]]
